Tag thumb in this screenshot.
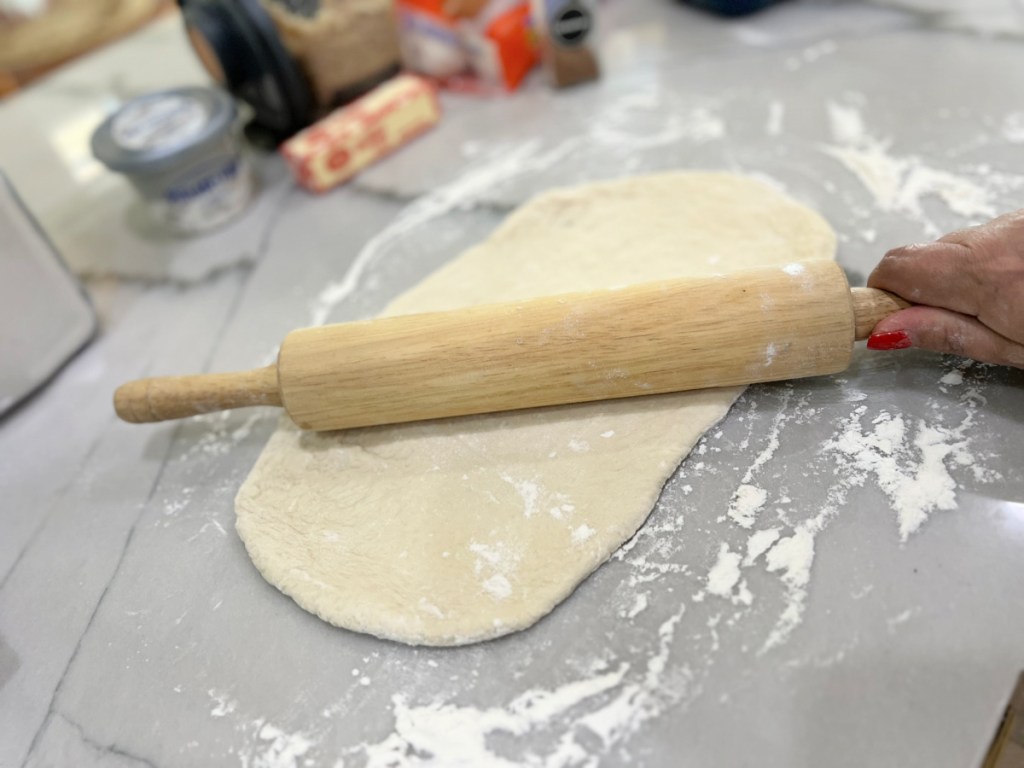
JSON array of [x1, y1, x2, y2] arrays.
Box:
[[866, 306, 1024, 368]]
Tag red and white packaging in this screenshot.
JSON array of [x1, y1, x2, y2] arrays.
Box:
[[280, 74, 441, 193], [395, 0, 538, 92], [396, 0, 469, 80], [461, 1, 537, 91]]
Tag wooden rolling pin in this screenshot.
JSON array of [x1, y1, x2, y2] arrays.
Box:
[[115, 260, 908, 431]]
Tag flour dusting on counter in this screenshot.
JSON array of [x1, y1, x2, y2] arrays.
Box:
[[756, 361, 994, 648], [826, 369, 993, 540], [744, 527, 780, 566], [706, 543, 742, 598], [349, 608, 693, 767], [820, 97, 997, 233], [358, 666, 627, 767], [766, 101, 784, 136], [589, 89, 725, 151], [643, 359, 999, 655], [206, 688, 318, 768], [728, 484, 767, 528], [179, 411, 267, 461], [784, 39, 838, 71], [761, 522, 819, 651], [1002, 112, 1024, 143], [251, 725, 314, 768], [726, 388, 792, 528]]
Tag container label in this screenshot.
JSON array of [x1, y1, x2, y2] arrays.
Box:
[[158, 158, 252, 233]]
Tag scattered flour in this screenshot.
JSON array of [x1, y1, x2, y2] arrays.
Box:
[[761, 523, 818, 652], [820, 99, 997, 232], [827, 101, 867, 145], [179, 412, 267, 461], [1002, 111, 1024, 143], [766, 101, 784, 136], [359, 667, 627, 768], [784, 39, 838, 71], [245, 724, 314, 768], [743, 528, 781, 566], [727, 387, 793, 527], [698, 361, 993, 652], [589, 89, 725, 151], [825, 405, 974, 541], [482, 574, 512, 600], [727, 484, 768, 529], [625, 593, 648, 619], [349, 606, 692, 767], [940, 370, 964, 386], [886, 607, 919, 632], [706, 543, 742, 598], [572, 524, 597, 544], [419, 598, 445, 618], [499, 472, 541, 517], [469, 540, 520, 598], [209, 690, 237, 718]]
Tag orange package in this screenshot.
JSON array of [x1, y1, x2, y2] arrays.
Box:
[[464, 2, 537, 91]]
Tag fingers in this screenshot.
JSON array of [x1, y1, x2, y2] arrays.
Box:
[[868, 211, 1024, 345], [938, 208, 1024, 251], [867, 240, 986, 318], [866, 306, 1024, 369]]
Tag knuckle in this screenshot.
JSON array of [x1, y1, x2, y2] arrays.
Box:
[[938, 325, 969, 357], [883, 243, 926, 260], [937, 227, 972, 245], [1001, 341, 1024, 368]]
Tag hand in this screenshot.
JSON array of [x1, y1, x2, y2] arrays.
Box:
[[866, 209, 1024, 368]]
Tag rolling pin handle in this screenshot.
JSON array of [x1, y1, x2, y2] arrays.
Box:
[[114, 365, 282, 424], [849, 287, 912, 340]]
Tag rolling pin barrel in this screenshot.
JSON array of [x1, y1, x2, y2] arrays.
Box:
[[277, 260, 873, 431]]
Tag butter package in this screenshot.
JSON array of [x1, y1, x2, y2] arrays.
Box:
[[530, 0, 599, 88], [280, 74, 441, 193]]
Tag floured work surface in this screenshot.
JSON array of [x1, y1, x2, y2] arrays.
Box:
[[235, 172, 836, 645]]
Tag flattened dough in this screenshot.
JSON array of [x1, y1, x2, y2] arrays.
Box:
[[235, 173, 836, 645]]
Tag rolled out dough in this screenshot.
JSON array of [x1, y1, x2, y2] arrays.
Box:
[[235, 172, 836, 645]]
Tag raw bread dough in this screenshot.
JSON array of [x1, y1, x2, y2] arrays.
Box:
[[235, 173, 836, 645]]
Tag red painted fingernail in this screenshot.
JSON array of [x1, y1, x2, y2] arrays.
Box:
[[867, 330, 913, 351]]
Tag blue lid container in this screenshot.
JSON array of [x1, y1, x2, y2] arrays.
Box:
[[91, 86, 254, 235]]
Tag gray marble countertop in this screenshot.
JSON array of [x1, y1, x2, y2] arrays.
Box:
[[2, 2, 1024, 767]]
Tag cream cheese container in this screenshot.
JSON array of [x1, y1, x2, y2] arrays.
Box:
[[91, 87, 253, 235]]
